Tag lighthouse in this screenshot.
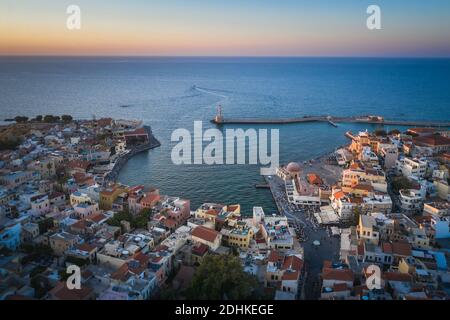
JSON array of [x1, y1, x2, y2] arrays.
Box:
[[215, 105, 223, 123]]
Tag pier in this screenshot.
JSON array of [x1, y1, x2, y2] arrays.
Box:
[[211, 114, 450, 128]]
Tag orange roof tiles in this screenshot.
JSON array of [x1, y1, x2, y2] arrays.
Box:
[[383, 272, 412, 282], [392, 241, 412, 256], [322, 268, 354, 282], [192, 226, 220, 243], [413, 135, 450, 147], [49, 281, 93, 300]]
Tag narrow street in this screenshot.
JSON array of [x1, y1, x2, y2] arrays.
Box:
[[265, 175, 340, 299]]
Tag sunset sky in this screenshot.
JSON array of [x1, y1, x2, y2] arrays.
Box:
[[1, 0, 450, 57]]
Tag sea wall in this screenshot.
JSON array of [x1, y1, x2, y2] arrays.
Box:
[[103, 125, 161, 184]]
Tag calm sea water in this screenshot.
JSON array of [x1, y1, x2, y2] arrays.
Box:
[[1, 57, 449, 213]]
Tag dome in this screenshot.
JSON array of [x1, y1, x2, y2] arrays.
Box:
[[286, 162, 301, 173]]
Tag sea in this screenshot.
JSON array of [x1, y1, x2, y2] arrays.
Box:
[[1, 57, 449, 213]]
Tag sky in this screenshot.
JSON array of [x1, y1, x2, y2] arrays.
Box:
[[1, 0, 450, 57]]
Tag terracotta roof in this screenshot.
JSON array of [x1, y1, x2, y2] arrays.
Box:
[[96, 118, 113, 127], [382, 242, 393, 254], [282, 255, 303, 272], [408, 128, 437, 134], [206, 209, 219, 216], [353, 183, 374, 192], [73, 172, 94, 184], [307, 173, 323, 185], [164, 218, 177, 229], [192, 243, 209, 256], [322, 268, 354, 282], [49, 281, 93, 300], [268, 250, 283, 263], [71, 219, 87, 230], [383, 272, 412, 282], [75, 243, 97, 253], [333, 283, 349, 292], [110, 264, 129, 282], [67, 160, 90, 170], [192, 226, 220, 243], [49, 191, 65, 199], [392, 242, 412, 256], [86, 212, 107, 223], [282, 270, 300, 281], [333, 191, 346, 200], [413, 135, 450, 147], [141, 193, 160, 206]]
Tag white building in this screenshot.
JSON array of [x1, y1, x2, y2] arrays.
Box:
[[396, 157, 427, 179], [31, 196, 51, 215], [431, 215, 450, 239], [399, 189, 423, 213], [380, 144, 399, 169], [74, 202, 100, 218], [70, 191, 93, 206], [362, 194, 393, 214]]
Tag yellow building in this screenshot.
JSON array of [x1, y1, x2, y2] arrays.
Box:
[[357, 215, 380, 245], [221, 221, 254, 249], [194, 203, 240, 225], [99, 184, 128, 210], [342, 163, 387, 194]]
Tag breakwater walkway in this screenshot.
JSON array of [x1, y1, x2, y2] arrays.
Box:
[[103, 125, 161, 185], [211, 115, 450, 128]]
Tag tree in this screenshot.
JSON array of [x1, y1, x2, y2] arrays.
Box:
[[391, 176, 413, 194], [43, 115, 54, 122], [107, 210, 152, 230], [0, 137, 21, 151], [61, 114, 73, 123], [185, 255, 261, 300], [38, 218, 54, 234], [14, 116, 29, 123], [35, 115, 43, 122], [374, 129, 387, 137], [106, 211, 133, 227], [388, 129, 400, 135]]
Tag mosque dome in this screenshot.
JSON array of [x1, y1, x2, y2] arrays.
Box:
[[286, 162, 301, 173]]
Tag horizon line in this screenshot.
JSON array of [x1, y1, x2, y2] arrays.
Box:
[[1, 54, 450, 59]]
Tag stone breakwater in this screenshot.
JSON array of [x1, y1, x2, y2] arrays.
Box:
[[103, 125, 161, 184]]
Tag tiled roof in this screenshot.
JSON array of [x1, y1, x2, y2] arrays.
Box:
[[383, 272, 412, 282], [192, 226, 219, 243], [392, 241, 412, 256], [322, 268, 354, 282], [413, 135, 450, 147], [49, 281, 93, 300]]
